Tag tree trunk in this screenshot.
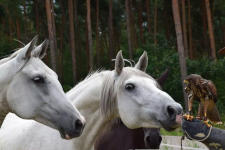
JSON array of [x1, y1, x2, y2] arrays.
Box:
[[5, 6, 13, 39], [146, 0, 151, 33], [108, 0, 114, 62], [172, 0, 188, 112], [114, 28, 121, 53], [16, 19, 20, 40], [163, 0, 171, 41], [205, 0, 216, 60], [74, 0, 81, 58], [96, 0, 100, 66], [187, 0, 193, 59], [35, 0, 40, 33], [181, 0, 188, 57], [138, 0, 144, 44], [201, 0, 209, 55], [59, 0, 66, 82], [23, 1, 27, 17], [222, 24, 225, 46], [86, 0, 93, 69], [153, 0, 158, 45], [68, 0, 77, 83], [45, 0, 57, 72], [130, 1, 138, 50], [23, 0, 27, 34], [125, 0, 133, 59], [85, 20, 90, 70], [50, 0, 57, 56]]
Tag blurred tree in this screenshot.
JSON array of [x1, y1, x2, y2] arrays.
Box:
[[205, 0, 216, 60], [108, 0, 114, 62], [146, 0, 151, 33], [125, 0, 133, 59], [181, 0, 188, 57], [154, 0, 157, 45], [45, 0, 57, 72], [172, 0, 188, 111], [68, 0, 77, 83], [34, 0, 40, 33], [0, 0, 225, 113], [16, 18, 20, 39], [96, 0, 100, 66], [137, 0, 144, 44], [187, 0, 193, 59], [58, 0, 65, 82], [86, 0, 93, 69]]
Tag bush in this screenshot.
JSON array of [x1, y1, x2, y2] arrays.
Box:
[[132, 35, 225, 114]]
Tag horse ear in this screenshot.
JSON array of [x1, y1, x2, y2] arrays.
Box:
[[135, 51, 148, 72], [16, 35, 38, 61], [157, 68, 170, 87], [32, 39, 49, 59], [115, 50, 124, 75]]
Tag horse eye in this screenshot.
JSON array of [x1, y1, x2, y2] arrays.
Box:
[[125, 83, 135, 91], [32, 76, 45, 84]]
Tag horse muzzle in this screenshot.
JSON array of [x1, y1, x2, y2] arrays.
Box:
[[59, 118, 85, 140]]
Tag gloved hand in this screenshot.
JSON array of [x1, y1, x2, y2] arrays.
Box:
[[181, 118, 212, 141]]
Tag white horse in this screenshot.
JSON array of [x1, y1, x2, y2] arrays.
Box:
[[0, 51, 182, 150], [0, 36, 85, 139]]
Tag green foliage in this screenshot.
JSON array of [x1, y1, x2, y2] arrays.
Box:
[[0, 38, 18, 57], [132, 34, 225, 114], [187, 58, 225, 113], [0, 0, 225, 115], [160, 128, 183, 136]]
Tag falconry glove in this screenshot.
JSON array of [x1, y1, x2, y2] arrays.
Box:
[[182, 118, 225, 150], [182, 118, 212, 142]]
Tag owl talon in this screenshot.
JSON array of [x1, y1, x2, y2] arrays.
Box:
[[203, 120, 212, 127], [216, 122, 223, 125], [196, 116, 201, 120]]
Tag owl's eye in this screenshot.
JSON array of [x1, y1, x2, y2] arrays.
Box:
[[125, 83, 135, 91]]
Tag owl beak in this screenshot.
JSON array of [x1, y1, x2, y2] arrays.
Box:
[[184, 80, 189, 84]]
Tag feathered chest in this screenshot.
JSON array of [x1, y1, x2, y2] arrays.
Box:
[[189, 79, 217, 102]]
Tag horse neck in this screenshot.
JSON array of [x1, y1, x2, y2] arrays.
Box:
[[67, 71, 115, 150], [0, 59, 18, 124]]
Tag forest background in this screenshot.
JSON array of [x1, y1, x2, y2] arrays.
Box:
[[0, 0, 225, 123]]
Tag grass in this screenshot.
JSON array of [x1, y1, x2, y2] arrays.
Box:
[[160, 127, 183, 136], [160, 114, 225, 136]]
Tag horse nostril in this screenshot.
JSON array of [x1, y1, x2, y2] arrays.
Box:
[[167, 106, 175, 118], [75, 119, 84, 131]]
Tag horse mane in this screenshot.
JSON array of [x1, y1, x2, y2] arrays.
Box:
[[100, 71, 117, 118], [69, 70, 104, 94]]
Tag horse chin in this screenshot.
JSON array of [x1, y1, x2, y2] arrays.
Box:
[[158, 120, 180, 131], [59, 131, 72, 140], [59, 128, 83, 140], [162, 125, 178, 131]]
